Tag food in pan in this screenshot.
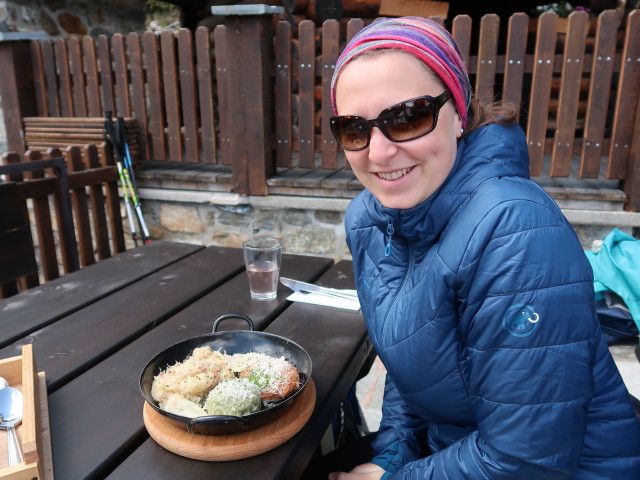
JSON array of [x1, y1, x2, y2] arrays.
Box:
[[150, 346, 234, 405], [228, 352, 300, 401], [150, 346, 301, 418], [203, 378, 262, 416]]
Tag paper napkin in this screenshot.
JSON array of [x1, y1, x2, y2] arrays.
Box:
[[286, 291, 361, 311]]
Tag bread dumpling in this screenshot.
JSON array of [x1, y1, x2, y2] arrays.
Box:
[[162, 393, 208, 418], [203, 378, 261, 416]]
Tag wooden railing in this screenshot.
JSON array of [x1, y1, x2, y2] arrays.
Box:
[[0, 9, 638, 210]]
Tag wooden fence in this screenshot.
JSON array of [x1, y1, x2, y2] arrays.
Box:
[[0, 9, 638, 210]]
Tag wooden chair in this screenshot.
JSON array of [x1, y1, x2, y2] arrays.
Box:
[[56, 144, 127, 267], [1, 145, 128, 298], [0, 156, 78, 298]]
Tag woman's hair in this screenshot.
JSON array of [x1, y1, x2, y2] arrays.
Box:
[[463, 98, 520, 137]]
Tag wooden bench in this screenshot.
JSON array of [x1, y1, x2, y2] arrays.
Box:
[[23, 116, 141, 166]]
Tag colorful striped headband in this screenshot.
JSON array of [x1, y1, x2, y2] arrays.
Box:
[[330, 16, 471, 126]]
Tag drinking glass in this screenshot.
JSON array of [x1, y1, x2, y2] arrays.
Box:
[[242, 237, 282, 300]]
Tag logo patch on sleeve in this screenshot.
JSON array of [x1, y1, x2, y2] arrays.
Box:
[[502, 304, 540, 337]]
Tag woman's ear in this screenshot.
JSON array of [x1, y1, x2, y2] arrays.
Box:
[[455, 113, 464, 139]]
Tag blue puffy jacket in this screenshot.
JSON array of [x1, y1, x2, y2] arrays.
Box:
[[345, 123, 640, 479]]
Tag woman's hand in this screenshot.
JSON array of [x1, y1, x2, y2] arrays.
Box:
[[329, 463, 386, 480]]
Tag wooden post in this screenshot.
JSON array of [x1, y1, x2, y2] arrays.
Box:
[[211, 5, 284, 196], [0, 33, 46, 153]]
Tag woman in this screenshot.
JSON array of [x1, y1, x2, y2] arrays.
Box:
[[327, 16, 640, 480]]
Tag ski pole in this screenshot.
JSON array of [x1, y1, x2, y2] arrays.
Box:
[[104, 112, 140, 246], [116, 118, 151, 243]]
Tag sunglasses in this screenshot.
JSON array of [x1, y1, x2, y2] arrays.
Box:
[[330, 91, 452, 151]]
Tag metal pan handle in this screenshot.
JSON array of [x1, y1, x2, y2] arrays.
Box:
[[187, 414, 249, 433], [212, 314, 255, 333]]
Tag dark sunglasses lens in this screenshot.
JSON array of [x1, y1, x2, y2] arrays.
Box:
[[332, 116, 369, 150], [383, 98, 435, 141]]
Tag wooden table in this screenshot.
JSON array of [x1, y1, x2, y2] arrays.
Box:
[[0, 241, 371, 480]]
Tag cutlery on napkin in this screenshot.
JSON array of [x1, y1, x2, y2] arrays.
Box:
[[280, 277, 360, 310]]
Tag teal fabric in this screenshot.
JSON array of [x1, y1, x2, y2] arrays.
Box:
[[585, 228, 640, 330]]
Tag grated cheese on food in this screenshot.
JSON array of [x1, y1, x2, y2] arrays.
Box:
[[150, 347, 301, 418]]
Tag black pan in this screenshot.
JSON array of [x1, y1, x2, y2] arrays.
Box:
[[140, 314, 312, 434]]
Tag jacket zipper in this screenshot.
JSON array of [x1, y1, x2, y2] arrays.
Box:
[[382, 236, 415, 340], [385, 220, 395, 257]]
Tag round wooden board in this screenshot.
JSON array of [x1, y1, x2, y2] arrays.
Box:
[[143, 378, 316, 461]]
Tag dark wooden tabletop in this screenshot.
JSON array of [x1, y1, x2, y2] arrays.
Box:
[[0, 241, 371, 480]]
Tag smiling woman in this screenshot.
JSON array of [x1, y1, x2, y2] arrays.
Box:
[[316, 15, 640, 480]]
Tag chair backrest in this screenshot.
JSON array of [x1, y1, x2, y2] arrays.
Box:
[[0, 156, 79, 298], [0, 181, 39, 296], [61, 144, 126, 266]]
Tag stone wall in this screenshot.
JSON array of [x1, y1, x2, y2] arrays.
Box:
[[129, 189, 640, 261], [0, 0, 146, 37], [129, 191, 354, 260]]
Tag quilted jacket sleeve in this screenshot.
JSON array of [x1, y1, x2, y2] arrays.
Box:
[[387, 194, 599, 479]]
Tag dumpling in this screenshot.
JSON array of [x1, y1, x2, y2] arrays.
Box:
[[162, 393, 208, 418], [203, 378, 261, 416]]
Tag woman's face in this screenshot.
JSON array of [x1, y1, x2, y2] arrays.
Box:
[[334, 51, 463, 209]]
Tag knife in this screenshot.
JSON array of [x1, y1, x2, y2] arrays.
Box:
[[280, 277, 359, 301]]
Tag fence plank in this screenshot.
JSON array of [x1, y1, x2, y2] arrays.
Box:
[[82, 37, 102, 117], [298, 20, 316, 167], [607, 10, 640, 179], [142, 31, 166, 161], [98, 142, 126, 254], [47, 148, 80, 275], [112, 34, 132, 118], [452, 15, 472, 68], [550, 11, 589, 176], [346, 18, 364, 43], [30, 42, 47, 116], [53, 38, 74, 117], [22, 150, 59, 281], [475, 14, 499, 103], [65, 146, 95, 268], [97, 35, 116, 115], [526, 12, 558, 175], [275, 21, 293, 167], [83, 145, 111, 260], [213, 25, 231, 165], [343, 18, 366, 171], [580, 10, 620, 177], [94, 142, 126, 254], [39, 40, 61, 117], [178, 28, 200, 163], [127, 33, 149, 162], [161, 30, 183, 162], [196, 27, 217, 164], [68, 37, 88, 117], [502, 13, 528, 108], [321, 19, 339, 169]]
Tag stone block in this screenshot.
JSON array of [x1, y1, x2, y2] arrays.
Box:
[[159, 204, 205, 234]]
